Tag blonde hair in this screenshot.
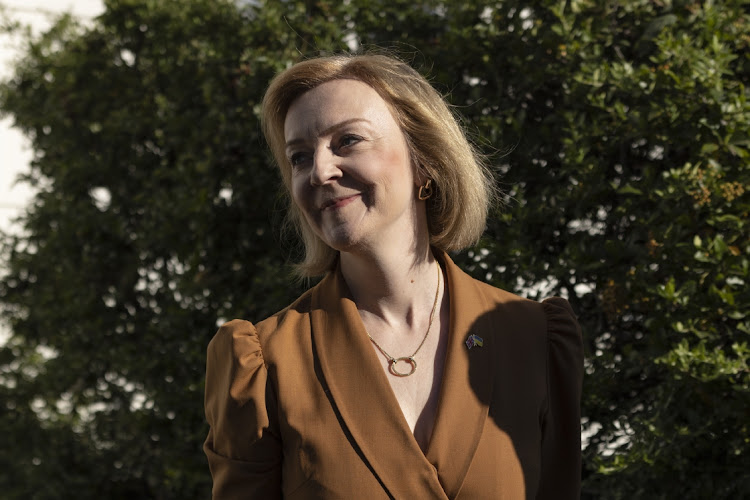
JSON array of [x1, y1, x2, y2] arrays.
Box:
[[261, 53, 495, 277]]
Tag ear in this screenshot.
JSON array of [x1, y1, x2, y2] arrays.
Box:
[[413, 159, 429, 187]]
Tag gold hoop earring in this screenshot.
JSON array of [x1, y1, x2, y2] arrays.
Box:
[[418, 179, 433, 201]]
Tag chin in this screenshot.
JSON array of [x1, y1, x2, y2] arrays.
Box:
[[322, 234, 360, 253], [319, 226, 369, 254]]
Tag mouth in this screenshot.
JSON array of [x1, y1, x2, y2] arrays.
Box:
[[320, 194, 360, 211]]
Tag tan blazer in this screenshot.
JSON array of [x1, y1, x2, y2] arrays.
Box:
[[204, 252, 583, 499]]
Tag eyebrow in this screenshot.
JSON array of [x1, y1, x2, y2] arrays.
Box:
[[285, 118, 370, 148]]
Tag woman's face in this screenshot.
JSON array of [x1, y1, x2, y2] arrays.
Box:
[[284, 79, 421, 255]]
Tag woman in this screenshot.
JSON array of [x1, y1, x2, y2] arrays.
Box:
[[204, 54, 583, 499]]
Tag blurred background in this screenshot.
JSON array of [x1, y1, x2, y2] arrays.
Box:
[[2, 1, 103, 242], [0, 0, 747, 498]]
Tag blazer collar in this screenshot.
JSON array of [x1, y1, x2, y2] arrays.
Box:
[[310, 252, 493, 498]]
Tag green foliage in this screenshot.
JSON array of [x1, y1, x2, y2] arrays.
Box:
[[0, 0, 748, 498]]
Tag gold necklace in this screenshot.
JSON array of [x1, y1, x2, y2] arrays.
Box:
[[366, 261, 441, 377]]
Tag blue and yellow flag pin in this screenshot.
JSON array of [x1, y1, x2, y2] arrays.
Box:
[[465, 334, 484, 349]]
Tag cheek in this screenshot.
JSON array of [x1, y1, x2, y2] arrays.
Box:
[[290, 177, 315, 218], [383, 147, 415, 192], [290, 175, 306, 204]]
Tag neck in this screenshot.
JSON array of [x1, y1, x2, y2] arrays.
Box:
[[340, 238, 438, 328]]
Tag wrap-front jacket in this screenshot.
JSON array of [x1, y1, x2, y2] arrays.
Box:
[[204, 252, 583, 499]]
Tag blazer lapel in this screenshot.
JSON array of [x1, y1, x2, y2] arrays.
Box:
[[426, 252, 496, 498], [310, 266, 449, 499]]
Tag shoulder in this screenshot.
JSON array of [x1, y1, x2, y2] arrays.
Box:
[[254, 287, 315, 342], [541, 297, 583, 348], [208, 285, 317, 365], [444, 254, 580, 346], [447, 258, 542, 321], [540, 297, 584, 378], [206, 319, 261, 371]]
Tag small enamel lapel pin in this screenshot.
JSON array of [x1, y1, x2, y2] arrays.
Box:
[[465, 334, 484, 349]]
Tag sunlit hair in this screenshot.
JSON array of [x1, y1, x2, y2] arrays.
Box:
[[261, 53, 495, 277]]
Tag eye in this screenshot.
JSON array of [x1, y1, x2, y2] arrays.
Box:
[[338, 134, 362, 149], [289, 151, 312, 167]]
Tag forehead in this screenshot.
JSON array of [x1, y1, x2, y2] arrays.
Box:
[[283, 79, 397, 140]]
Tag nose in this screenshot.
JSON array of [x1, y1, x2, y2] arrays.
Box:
[[310, 147, 342, 186]]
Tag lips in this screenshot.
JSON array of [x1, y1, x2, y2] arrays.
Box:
[[320, 194, 360, 211]]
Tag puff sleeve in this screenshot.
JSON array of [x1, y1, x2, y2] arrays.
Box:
[[203, 320, 282, 500], [537, 298, 584, 500]]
